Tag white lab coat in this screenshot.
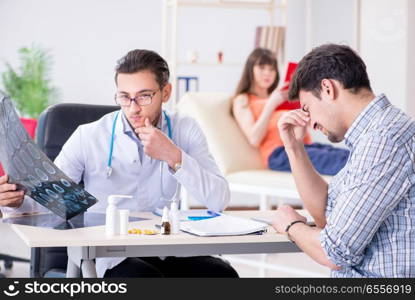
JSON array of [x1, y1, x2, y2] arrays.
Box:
[[3, 109, 230, 277]]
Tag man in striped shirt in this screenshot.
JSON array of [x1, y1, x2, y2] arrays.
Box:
[[271, 43, 415, 277]]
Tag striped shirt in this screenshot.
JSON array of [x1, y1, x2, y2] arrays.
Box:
[[320, 94, 415, 277]]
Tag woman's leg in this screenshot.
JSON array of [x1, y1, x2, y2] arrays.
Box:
[[268, 143, 349, 176]]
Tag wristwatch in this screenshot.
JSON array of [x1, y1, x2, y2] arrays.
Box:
[[172, 162, 182, 173]]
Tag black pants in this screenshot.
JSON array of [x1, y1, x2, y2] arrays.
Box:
[[104, 256, 239, 278]]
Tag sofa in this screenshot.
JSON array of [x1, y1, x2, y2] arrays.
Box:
[[177, 92, 332, 210]]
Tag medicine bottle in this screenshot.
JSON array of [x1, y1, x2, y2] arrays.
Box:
[[161, 206, 171, 235]]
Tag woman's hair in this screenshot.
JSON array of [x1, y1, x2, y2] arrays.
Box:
[[234, 48, 280, 97]]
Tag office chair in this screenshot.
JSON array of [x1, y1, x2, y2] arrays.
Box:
[[0, 253, 30, 278], [0, 118, 37, 277], [31, 103, 118, 278]]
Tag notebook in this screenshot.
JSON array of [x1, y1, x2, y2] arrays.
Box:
[[180, 214, 268, 237], [276, 62, 301, 111]]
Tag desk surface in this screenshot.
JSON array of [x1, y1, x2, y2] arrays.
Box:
[[10, 210, 311, 248]]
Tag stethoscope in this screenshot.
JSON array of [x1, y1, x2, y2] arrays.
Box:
[[106, 110, 180, 202]]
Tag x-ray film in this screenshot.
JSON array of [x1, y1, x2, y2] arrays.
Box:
[[0, 92, 98, 220]]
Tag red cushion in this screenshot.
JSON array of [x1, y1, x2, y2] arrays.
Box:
[[0, 118, 37, 176], [19, 118, 37, 139]]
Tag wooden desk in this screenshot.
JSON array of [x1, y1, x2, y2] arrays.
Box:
[[10, 210, 311, 278]]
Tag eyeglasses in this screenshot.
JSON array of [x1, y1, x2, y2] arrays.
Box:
[[114, 90, 158, 107]]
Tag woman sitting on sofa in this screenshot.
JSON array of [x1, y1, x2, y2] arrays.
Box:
[[232, 48, 349, 176]]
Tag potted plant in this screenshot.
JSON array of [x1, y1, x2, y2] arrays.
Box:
[[0, 44, 58, 176], [2, 44, 59, 120]]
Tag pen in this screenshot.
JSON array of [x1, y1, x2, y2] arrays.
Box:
[[207, 210, 221, 217], [187, 216, 215, 221], [187, 210, 221, 221]]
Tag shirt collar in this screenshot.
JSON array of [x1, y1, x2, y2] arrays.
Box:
[[344, 93, 391, 148], [120, 110, 134, 135]]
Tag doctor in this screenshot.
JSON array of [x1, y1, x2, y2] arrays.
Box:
[[0, 49, 238, 278]]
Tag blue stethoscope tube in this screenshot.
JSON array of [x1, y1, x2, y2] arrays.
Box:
[[106, 110, 172, 178]]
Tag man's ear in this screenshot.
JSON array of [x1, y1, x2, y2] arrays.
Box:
[[320, 79, 336, 101], [161, 83, 172, 103]]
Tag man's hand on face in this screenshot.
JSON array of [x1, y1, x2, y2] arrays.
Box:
[[271, 205, 307, 235], [136, 118, 182, 168], [0, 175, 25, 208], [277, 109, 310, 150]]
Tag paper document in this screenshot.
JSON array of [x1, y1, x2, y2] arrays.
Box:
[[180, 214, 268, 236]]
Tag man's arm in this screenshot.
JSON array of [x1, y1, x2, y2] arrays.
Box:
[[53, 126, 86, 184], [274, 135, 411, 270], [137, 117, 230, 212], [272, 205, 339, 270], [278, 110, 329, 227], [290, 223, 339, 270], [0, 174, 37, 216], [171, 118, 230, 212], [0, 127, 85, 216]]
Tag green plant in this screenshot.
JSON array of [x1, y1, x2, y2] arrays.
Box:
[[2, 44, 58, 118]]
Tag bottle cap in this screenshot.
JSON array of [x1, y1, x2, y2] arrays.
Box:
[[171, 201, 178, 211], [162, 206, 170, 222]]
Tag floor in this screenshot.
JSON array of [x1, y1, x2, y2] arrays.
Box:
[[0, 222, 329, 278]]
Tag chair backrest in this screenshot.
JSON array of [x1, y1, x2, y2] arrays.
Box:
[[31, 102, 118, 278], [177, 92, 265, 175], [37, 103, 119, 161]]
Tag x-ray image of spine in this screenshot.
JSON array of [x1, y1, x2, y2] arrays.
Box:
[[0, 92, 97, 219]]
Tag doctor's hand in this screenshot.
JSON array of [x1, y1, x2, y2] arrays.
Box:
[[136, 118, 182, 168], [277, 109, 310, 150], [0, 175, 25, 208]]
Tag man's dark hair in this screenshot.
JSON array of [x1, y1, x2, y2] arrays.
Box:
[[289, 44, 372, 100], [115, 49, 169, 88]]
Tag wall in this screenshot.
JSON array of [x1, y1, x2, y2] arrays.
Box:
[[4, 0, 413, 145], [0, 0, 358, 108], [359, 0, 409, 112], [405, 0, 415, 117], [0, 0, 161, 105]]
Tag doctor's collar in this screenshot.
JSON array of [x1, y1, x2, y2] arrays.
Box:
[[120, 110, 134, 134]]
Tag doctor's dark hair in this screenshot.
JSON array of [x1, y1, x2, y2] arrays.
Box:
[[115, 49, 170, 88], [288, 44, 372, 100]]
